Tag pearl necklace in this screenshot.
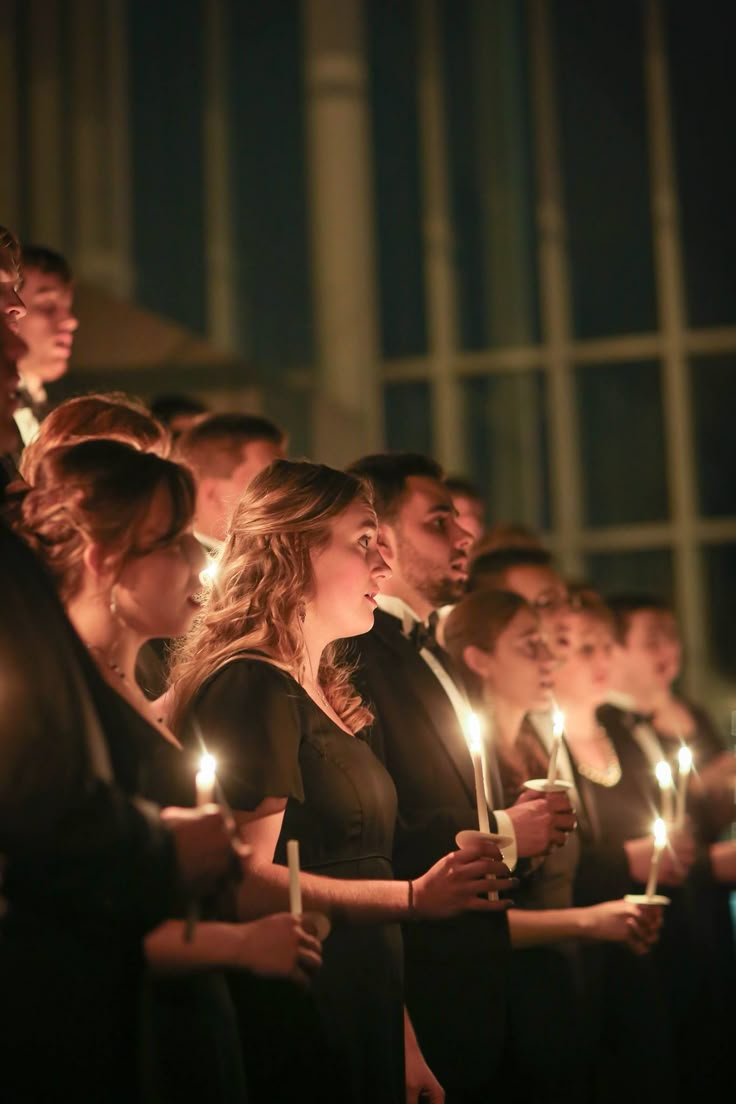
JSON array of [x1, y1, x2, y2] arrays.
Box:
[[572, 726, 622, 788]]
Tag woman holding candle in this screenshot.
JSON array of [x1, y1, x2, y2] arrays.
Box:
[[16, 439, 324, 1103], [443, 588, 658, 1104], [168, 459, 512, 1104]]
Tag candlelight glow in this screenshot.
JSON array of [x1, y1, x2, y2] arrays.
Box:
[[655, 761, 673, 790], [466, 712, 482, 755], [653, 817, 667, 848], [200, 560, 219, 585], [677, 746, 693, 774], [552, 708, 565, 738], [198, 753, 217, 782]]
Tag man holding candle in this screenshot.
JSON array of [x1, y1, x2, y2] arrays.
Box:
[[347, 453, 574, 1103]]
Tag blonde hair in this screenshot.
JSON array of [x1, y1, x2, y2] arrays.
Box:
[[169, 459, 374, 733]]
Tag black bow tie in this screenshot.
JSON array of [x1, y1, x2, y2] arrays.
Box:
[[408, 613, 439, 652], [628, 710, 656, 728]]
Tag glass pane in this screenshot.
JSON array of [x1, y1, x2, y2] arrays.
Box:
[[702, 544, 736, 678], [129, 0, 207, 333], [692, 354, 736, 518], [667, 1, 736, 328], [228, 1, 314, 375], [462, 372, 550, 530], [552, 0, 657, 337], [442, 0, 540, 349], [585, 549, 674, 604], [576, 361, 669, 526], [368, 0, 427, 358], [384, 382, 432, 455]]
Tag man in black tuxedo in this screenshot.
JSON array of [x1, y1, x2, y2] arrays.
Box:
[[348, 453, 574, 1103]]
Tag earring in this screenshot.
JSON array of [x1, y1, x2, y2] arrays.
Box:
[[109, 585, 118, 618], [298, 601, 306, 624]]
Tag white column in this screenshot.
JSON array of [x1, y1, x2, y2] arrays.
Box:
[[203, 0, 238, 350], [416, 0, 465, 474], [643, 0, 706, 698], [0, 1, 21, 232], [27, 0, 65, 247], [528, 0, 583, 575], [303, 0, 383, 465]]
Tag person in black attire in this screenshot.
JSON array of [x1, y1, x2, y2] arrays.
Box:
[[168, 459, 510, 1104], [443, 588, 658, 1104], [15, 437, 323, 1103], [607, 593, 736, 1100], [0, 522, 235, 1101], [346, 454, 575, 1104]]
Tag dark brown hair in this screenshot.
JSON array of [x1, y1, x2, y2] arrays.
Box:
[[444, 588, 534, 672]]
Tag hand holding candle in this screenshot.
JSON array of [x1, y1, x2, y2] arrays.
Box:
[[675, 746, 692, 829], [465, 712, 491, 835], [645, 817, 667, 898]]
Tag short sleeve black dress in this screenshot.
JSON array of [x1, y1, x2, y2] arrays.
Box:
[[184, 658, 405, 1104]]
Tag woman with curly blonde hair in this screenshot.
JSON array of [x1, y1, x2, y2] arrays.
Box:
[[167, 458, 510, 1104]]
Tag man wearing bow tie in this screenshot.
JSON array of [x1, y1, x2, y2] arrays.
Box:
[[347, 453, 574, 1103]]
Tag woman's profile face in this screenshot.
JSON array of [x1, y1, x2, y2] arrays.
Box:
[[308, 499, 390, 642], [554, 613, 614, 710], [482, 607, 556, 712], [112, 483, 206, 641]]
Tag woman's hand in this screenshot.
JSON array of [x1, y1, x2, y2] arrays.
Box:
[[412, 842, 514, 917], [582, 899, 662, 953], [233, 913, 323, 986]]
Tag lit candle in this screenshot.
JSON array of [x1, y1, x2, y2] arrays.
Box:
[[546, 706, 565, 788], [200, 558, 219, 585], [655, 760, 675, 824], [287, 839, 303, 916], [465, 712, 491, 834], [195, 752, 217, 806], [645, 818, 667, 898], [675, 746, 692, 829]]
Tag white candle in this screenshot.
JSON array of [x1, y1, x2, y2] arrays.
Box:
[[645, 818, 667, 898], [546, 707, 565, 787], [675, 746, 692, 829], [655, 760, 675, 824], [287, 839, 303, 916], [465, 712, 491, 834], [195, 753, 217, 806]]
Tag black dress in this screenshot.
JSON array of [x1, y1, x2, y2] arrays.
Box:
[[185, 658, 404, 1104]]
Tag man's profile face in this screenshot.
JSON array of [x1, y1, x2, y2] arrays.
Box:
[[390, 475, 472, 609], [0, 267, 25, 332], [16, 268, 78, 383]]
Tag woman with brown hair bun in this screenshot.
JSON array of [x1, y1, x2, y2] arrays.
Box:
[[16, 438, 324, 1104], [444, 588, 659, 1104], [167, 458, 512, 1104]]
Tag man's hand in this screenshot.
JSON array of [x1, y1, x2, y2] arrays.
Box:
[[504, 790, 575, 858]]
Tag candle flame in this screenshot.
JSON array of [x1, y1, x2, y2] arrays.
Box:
[[653, 817, 667, 848], [466, 712, 481, 754], [200, 560, 219, 585], [552, 708, 565, 737], [198, 752, 217, 782], [655, 760, 673, 789], [677, 746, 693, 773]]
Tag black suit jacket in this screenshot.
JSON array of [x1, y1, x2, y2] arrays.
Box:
[[350, 609, 510, 1094]]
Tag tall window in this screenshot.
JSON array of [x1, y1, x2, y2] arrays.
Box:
[[373, 0, 736, 720]]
